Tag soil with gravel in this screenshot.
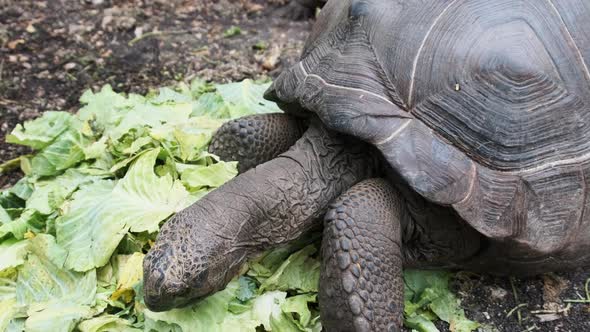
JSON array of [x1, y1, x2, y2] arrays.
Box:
[[1, 1, 589, 331]]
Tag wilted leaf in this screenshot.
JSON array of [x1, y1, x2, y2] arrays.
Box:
[[111, 252, 144, 303], [260, 245, 320, 294], [78, 85, 128, 133], [180, 161, 238, 190], [0, 239, 28, 274], [216, 79, 281, 118], [16, 234, 96, 313], [0, 209, 45, 240], [30, 129, 90, 177], [24, 304, 94, 332], [78, 315, 141, 332], [6, 112, 72, 150], [236, 276, 258, 302], [26, 169, 106, 214]]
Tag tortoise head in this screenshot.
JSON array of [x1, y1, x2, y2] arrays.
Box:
[[142, 210, 248, 312]]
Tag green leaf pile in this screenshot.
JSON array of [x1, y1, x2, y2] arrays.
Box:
[[1, 78, 478, 331], [404, 271, 480, 332]]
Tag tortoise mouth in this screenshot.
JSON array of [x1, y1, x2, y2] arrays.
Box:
[[142, 244, 201, 312], [142, 240, 232, 312], [143, 267, 229, 312], [144, 290, 192, 312], [142, 266, 211, 312]]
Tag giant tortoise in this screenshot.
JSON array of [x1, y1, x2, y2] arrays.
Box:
[[143, 0, 590, 330]]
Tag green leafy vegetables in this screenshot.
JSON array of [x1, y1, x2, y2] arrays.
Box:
[[0, 79, 478, 332]]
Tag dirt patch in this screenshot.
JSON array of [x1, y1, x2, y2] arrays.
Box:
[[1, 1, 589, 331], [0, 0, 311, 187], [453, 271, 590, 332]]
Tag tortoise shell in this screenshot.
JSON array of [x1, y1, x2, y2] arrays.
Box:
[[266, 0, 590, 258]]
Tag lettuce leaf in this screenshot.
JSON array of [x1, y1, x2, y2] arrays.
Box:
[[110, 252, 144, 303], [0, 239, 28, 274], [0, 209, 45, 241], [0, 298, 19, 332], [25, 304, 94, 332], [404, 270, 480, 332], [28, 128, 90, 177], [280, 294, 320, 331], [259, 245, 320, 294], [26, 168, 106, 214], [6, 111, 73, 150], [77, 315, 141, 332], [180, 161, 238, 190], [215, 80, 281, 118], [78, 85, 128, 133], [106, 95, 192, 141], [144, 281, 289, 332], [0, 278, 19, 332], [56, 149, 189, 272], [0, 205, 12, 224], [16, 234, 97, 312]]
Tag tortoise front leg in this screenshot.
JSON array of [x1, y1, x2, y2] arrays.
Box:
[[321, 178, 405, 332], [143, 120, 379, 312], [208, 113, 304, 173]]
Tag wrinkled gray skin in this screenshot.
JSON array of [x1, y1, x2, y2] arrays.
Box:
[[143, 114, 481, 331], [144, 0, 590, 331]]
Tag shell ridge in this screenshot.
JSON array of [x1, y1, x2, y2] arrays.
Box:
[[407, 0, 462, 107], [545, 0, 590, 85], [355, 15, 406, 110]]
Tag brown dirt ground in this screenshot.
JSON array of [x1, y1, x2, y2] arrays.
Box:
[[1, 1, 589, 331]]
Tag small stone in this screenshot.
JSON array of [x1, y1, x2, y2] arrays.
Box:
[[7, 39, 25, 49], [261, 46, 280, 71], [488, 286, 508, 300], [117, 16, 136, 30], [134, 26, 143, 39], [68, 24, 88, 35], [101, 15, 113, 29], [536, 313, 561, 322], [36, 70, 50, 79], [26, 23, 36, 33], [64, 62, 77, 70], [246, 3, 263, 13]]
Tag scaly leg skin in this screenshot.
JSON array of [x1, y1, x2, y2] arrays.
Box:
[[143, 119, 380, 311], [321, 179, 405, 332], [208, 113, 305, 173]]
